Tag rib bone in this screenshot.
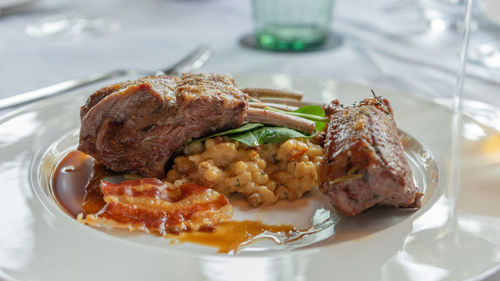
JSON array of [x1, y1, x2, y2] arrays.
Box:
[[246, 107, 316, 134], [248, 101, 298, 112], [242, 88, 303, 101]]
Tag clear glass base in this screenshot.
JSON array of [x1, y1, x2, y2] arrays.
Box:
[[385, 220, 500, 281], [25, 15, 119, 39]]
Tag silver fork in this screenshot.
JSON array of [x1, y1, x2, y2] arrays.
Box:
[[0, 45, 212, 110]]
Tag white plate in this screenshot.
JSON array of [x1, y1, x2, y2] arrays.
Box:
[[0, 74, 499, 281]]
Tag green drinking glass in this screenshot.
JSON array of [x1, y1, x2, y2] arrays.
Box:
[[252, 0, 334, 51]]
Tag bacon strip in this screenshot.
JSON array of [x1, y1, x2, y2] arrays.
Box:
[[80, 178, 232, 234]]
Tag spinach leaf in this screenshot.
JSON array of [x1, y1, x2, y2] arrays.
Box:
[[230, 126, 314, 147], [293, 105, 327, 131], [294, 105, 325, 117], [192, 123, 264, 143], [230, 131, 260, 146]]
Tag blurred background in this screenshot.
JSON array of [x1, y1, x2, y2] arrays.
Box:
[[1, 0, 499, 127], [0, 0, 499, 279], [0, 0, 497, 111]]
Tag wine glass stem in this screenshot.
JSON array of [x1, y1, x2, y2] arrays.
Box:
[[446, 0, 474, 233]]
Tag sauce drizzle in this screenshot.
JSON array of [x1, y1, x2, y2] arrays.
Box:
[[168, 220, 296, 253], [51, 150, 301, 253], [52, 150, 114, 217]]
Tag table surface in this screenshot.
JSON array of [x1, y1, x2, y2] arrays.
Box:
[[0, 0, 499, 280]]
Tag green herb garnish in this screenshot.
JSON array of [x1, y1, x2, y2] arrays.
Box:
[[231, 126, 314, 147], [190, 105, 327, 147], [193, 123, 264, 143]]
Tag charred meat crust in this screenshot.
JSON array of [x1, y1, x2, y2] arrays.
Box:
[[319, 96, 421, 216], [79, 73, 248, 178]]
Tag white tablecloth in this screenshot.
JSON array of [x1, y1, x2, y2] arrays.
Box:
[[1, 0, 499, 106], [0, 0, 499, 279]]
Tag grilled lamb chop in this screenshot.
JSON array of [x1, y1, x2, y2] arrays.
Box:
[[79, 73, 314, 178], [319, 97, 422, 216], [79, 73, 248, 178]]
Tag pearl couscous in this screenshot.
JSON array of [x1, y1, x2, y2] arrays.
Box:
[[166, 136, 324, 207]]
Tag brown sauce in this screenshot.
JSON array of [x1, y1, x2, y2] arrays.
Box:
[[168, 220, 296, 253], [52, 150, 115, 217], [51, 150, 299, 253]]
